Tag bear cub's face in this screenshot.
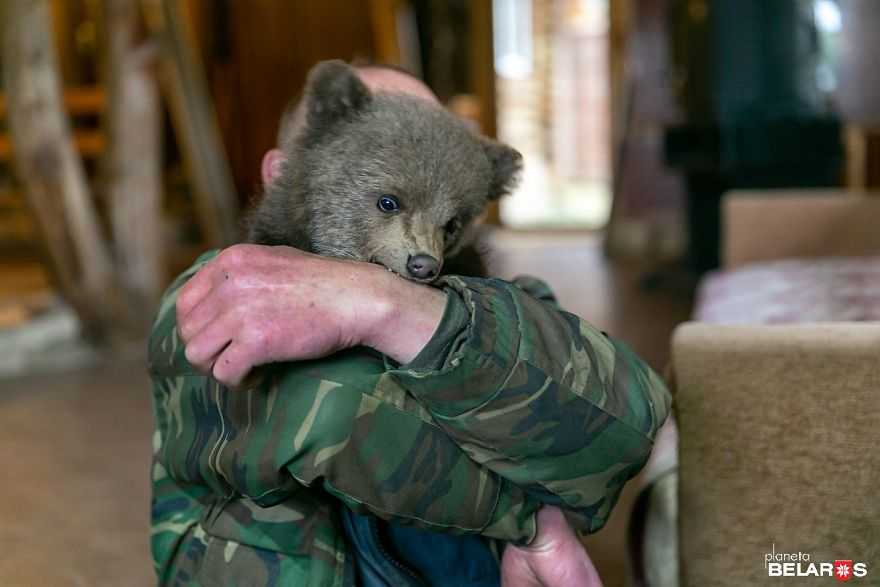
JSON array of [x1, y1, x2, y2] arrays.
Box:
[[249, 60, 522, 282]]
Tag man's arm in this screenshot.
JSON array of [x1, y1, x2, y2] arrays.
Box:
[[152, 250, 542, 543], [173, 244, 446, 387], [172, 244, 671, 534], [385, 274, 671, 533]]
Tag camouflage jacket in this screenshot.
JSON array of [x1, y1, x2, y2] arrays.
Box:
[[148, 250, 671, 586]]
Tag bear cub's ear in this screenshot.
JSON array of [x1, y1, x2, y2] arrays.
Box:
[[482, 139, 523, 200], [304, 60, 372, 132]]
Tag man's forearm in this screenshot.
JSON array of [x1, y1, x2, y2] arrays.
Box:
[[388, 275, 672, 534], [169, 245, 669, 536], [174, 244, 448, 387], [360, 271, 447, 365]]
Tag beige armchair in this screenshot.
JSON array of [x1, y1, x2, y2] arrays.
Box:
[[632, 191, 880, 587], [722, 189, 880, 269], [672, 322, 880, 586]]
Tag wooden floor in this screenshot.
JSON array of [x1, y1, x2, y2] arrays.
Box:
[[0, 232, 692, 586]]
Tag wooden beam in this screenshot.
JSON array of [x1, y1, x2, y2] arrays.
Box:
[[470, 0, 498, 140], [605, 0, 634, 258], [0, 132, 105, 160], [3, 0, 115, 333], [0, 87, 107, 117], [470, 0, 501, 224], [369, 0, 402, 65], [102, 0, 163, 311], [142, 0, 240, 247]]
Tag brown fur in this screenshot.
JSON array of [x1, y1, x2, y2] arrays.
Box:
[[247, 60, 521, 281]]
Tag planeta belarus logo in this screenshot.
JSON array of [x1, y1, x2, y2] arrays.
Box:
[[764, 545, 869, 581]]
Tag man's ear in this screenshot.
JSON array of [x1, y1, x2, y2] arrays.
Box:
[[304, 60, 371, 131], [482, 139, 523, 200], [261, 149, 286, 185]]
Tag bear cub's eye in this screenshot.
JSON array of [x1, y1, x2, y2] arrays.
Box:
[[444, 218, 461, 236], [377, 195, 400, 213]]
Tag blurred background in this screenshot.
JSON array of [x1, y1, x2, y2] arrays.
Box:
[[1, 1, 879, 585]]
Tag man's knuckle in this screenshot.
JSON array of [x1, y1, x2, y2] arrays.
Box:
[[184, 343, 199, 364], [219, 245, 245, 266], [211, 362, 228, 385], [245, 327, 269, 354], [213, 355, 244, 388], [177, 286, 195, 309], [177, 322, 190, 342]]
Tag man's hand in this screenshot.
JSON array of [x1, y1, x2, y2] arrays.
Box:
[[501, 506, 604, 587], [176, 244, 446, 387]]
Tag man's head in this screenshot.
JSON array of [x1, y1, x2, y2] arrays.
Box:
[[262, 64, 439, 185], [249, 60, 521, 282]]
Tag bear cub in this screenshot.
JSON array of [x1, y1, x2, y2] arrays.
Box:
[[247, 60, 521, 282]]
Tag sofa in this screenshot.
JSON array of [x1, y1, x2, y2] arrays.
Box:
[[630, 191, 880, 587]]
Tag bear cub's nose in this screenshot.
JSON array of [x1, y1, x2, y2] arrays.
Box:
[[407, 254, 440, 280]]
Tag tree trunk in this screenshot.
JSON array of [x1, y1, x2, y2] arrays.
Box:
[[142, 0, 240, 247], [102, 0, 163, 313], [3, 0, 116, 336]]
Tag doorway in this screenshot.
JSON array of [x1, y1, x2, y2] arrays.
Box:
[[494, 0, 612, 229]]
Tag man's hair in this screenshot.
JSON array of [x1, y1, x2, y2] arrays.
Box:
[[276, 61, 424, 148]]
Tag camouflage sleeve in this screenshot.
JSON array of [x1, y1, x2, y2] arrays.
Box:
[[151, 251, 668, 555], [149, 252, 543, 551], [150, 452, 213, 584], [388, 274, 672, 534]]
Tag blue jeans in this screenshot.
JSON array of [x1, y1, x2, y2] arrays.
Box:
[[341, 509, 501, 587]]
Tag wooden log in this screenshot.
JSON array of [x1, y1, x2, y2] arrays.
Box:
[[0, 87, 107, 117], [2, 0, 115, 334], [102, 0, 163, 310], [470, 0, 498, 140], [0, 131, 106, 161], [142, 0, 240, 247], [369, 0, 402, 65], [470, 0, 501, 224]]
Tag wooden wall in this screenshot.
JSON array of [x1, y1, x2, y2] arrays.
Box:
[[186, 0, 379, 200]]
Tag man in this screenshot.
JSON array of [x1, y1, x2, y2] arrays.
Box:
[[149, 64, 670, 586]]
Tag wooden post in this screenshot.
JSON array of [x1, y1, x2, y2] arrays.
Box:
[[369, 0, 402, 65], [102, 0, 163, 310], [142, 0, 240, 247], [605, 0, 634, 258], [470, 0, 498, 140], [3, 0, 116, 334], [470, 0, 501, 224]]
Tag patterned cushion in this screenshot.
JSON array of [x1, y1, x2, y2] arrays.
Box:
[[694, 256, 880, 324]]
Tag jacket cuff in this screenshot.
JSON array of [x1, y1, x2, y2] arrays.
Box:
[[395, 285, 470, 373], [388, 275, 521, 417]]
